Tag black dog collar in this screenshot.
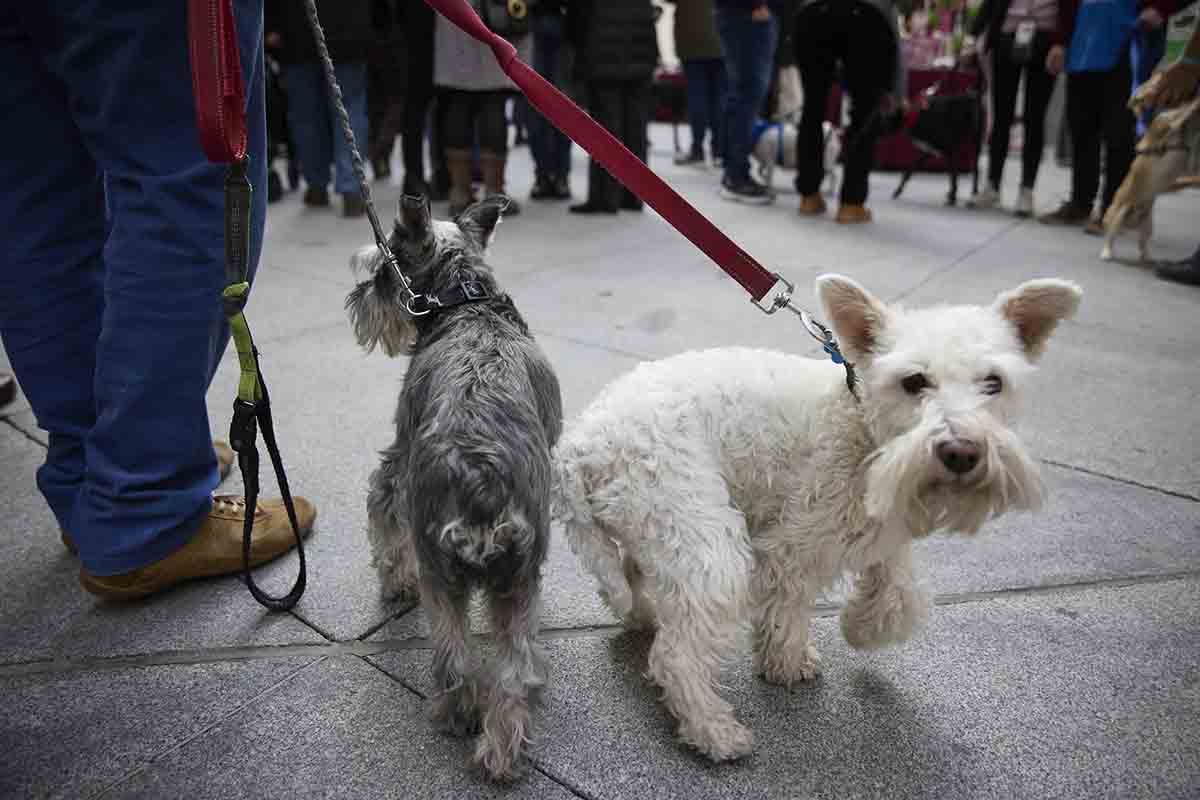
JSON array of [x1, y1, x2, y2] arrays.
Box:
[[408, 280, 492, 314]]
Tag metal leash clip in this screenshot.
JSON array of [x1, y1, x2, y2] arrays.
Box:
[[752, 272, 859, 399]]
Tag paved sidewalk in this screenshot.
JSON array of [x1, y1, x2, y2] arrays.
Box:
[[2, 125, 1198, 799]]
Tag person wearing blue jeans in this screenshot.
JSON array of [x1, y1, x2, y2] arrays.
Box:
[[0, 1, 314, 599], [529, 1, 573, 201], [670, 0, 728, 166], [266, 0, 373, 217], [715, 0, 779, 203]]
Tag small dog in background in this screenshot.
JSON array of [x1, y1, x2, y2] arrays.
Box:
[[752, 119, 841, 195], [348, 195, 563, 781], [891, 82, 983, 206], [554, 274, 1080, 762], [1101, 96, 1200, 264]]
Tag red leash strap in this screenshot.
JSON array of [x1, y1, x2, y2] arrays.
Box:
[[189, 0, 248, 163], [423, 0, 780, 303]]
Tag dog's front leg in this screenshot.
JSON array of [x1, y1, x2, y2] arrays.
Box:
[[474, 573, 548, 782], [424, 575, 481, 738], [840, 543, 930, 650], [367, 459, 420, 601], [753, 550, 822, 688], [1137, 213, 1153, 264]]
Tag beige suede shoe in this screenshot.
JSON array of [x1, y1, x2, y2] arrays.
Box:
[[62, 440, 238, 555], [79, 494, 316, 600], [798, 193, 827, 216], [835, 204, 873, 224]]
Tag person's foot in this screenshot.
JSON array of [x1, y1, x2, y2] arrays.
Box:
[[530, 175, 557, 200], [1155, 255, 1200, 286], [720, 176, 773, 205], [835, 204, 873, 224], [674, 149, 705, 167], [0, 371, 15, 409], [569, 201, 618, 215], [267, 170, 284, 204], [1015, 188, 1035, 218], [1083, 215, 1104, 236], [620, 192, 644, 212], [1038, 201, 1090, 226], [551, 175, 571, 200], [342, 194, 367, 218], [62, 441, 238, 555], [967, 185, 1000, 209], [79, 494, 316, 600], [798, 193, 827, 216], [303, 187, 330, 208]]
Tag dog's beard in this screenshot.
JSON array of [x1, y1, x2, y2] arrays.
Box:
[[345, 250, 417, 357], [863, 415, 1044, 537]]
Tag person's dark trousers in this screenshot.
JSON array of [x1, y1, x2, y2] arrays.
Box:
[[0, 0, 267, 575], [442, 90, 509, 154], [988, 31, 1055, 189], [282, 60, 370, 196], [530, 12, 573, 181], [682, 57, 728, 158], [793, 0, 894, 205], [716, 5, 779, 182], [584, 81, 651, 210], [1066, 50, 1135, 216], [402, 2, 437, 191]]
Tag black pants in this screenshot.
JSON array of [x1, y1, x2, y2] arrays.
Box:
[[988, 31, 1055, 189], [1067, 51, 1135, 214], [401, 2, 444, 186], [584, 80, 650, 210], [441, 89, 509, 155], [793, 0, 895, 204]]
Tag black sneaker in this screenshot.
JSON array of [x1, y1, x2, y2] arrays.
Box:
[[674, 149, 705, 166], [303, 187, 329, 207], [531, 175, 556, 200], [720, 176, 773, 205], [1156, 256, 1200, 286], [551, 175, 571, 200]]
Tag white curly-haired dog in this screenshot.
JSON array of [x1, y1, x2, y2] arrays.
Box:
[[553, 274, 1081, 762]]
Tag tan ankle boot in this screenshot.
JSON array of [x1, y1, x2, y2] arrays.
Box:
[[480, 151, 520, 215], [79, 494, 316, 600], [445, 147, 474, 217], [798, 193, 827, 216]]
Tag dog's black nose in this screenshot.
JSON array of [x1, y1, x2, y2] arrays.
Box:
[[937, 439, 981, 475]]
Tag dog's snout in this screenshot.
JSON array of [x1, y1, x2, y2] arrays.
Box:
[[936, 439, 981, 475]]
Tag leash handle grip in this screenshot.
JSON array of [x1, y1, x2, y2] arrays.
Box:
[[188, 0, 248, 163]]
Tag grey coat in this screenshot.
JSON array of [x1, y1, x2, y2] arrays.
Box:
[[434, 0, 532, 91]]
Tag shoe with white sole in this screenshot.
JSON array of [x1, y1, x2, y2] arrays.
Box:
[[968, 185, 1000, 209], [1015, 188, 1034, 218]]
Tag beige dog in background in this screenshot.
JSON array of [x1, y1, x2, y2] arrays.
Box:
[[1101, 95, 1200, 264]]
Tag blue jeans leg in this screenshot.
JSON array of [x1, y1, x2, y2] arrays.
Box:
[[716, 7, 778, 182], [331, 61, 369, 195], [0, 0, 266, 575], [283, 61, 334, 193], [683, 58, 727, 156], [531, 15, 571, 179]]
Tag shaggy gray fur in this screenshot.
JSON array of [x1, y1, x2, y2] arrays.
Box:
[[348, 195, 562, 782]]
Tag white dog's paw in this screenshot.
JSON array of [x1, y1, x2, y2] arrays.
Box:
[[1100, 245, 1114, 261], [841, 583, 930, 650], [680, 714, 755, 762], [758, 643, 823, 688]]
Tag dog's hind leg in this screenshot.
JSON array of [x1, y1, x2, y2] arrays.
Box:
[[641, 506, 755, 762], [424, 574, 482, 738], [622, 555, 657, 630], [753, 545, 822, 688], [840, 543, 930, 650], [474, 571, 547, 782], [1101, 207, 1127, 261], [367, 461, 420, 601], [1137, 213, 1153, 264]]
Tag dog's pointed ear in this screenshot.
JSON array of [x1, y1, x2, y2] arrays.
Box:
[[398, 194, 434, 244], [456, 195, 509, 250], [815, 274, 890, 362], [993, 279, 1082, 360]]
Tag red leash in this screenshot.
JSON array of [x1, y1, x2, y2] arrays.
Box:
[[423, 0, 784, 305]]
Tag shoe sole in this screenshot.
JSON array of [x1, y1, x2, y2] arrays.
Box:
[[719, 188, 773, 205]]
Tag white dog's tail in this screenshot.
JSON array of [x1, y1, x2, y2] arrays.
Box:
[[552, 449, 637, 620]]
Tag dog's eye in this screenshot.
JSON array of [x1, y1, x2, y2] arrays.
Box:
[[983, 374, 1003, 395], [901, 373, 929, 395]]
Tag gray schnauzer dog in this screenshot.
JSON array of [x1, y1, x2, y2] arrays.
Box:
[[346, 195, 563, 781]]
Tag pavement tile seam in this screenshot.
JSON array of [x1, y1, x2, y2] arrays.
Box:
[[354, 599, 419, 642], [889, 216, 1028, 304], [1, 415, 46, 448], [88, 655, 328, 800], [1040, 457, 1200, 503]]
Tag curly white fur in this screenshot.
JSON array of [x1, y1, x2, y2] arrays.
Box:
[[553, 274, 1081, 762]]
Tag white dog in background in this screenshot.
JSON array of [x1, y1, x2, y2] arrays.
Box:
[[553, 274, 1081, 762], [752, 120, 841, 195]]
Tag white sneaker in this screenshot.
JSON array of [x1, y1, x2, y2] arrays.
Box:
[[968, 186, 1000, 209], [1015, 188, 1034, 218]]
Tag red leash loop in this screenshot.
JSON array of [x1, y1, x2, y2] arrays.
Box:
[[422, 0, 780, 302], [189, 0, 247, 163]]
